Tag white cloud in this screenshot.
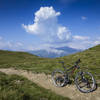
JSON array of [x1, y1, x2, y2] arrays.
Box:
[[34, 6, 60, 21], [26, 44, 65, 55], [16, 42, 23, 47], [57, 26, 71, 40], [73, 35, 90, 40], [67, 40, 92, 50], [81, 16, 87, 20], [0, 36, 13, 49], [93, 37, 100, 45], [0, 41, 12, 49], [22, 6, 71, 43], [43, 48, 64, 54], [94, 41, 100, 45], [67, 36, 100, 50], [21, 6, 99, 51], [0, 37, 24, 51]]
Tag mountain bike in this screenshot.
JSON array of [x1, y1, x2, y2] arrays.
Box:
[[51, 59, 96, 93]]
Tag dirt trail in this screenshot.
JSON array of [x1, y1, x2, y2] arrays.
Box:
[[0, 68, 100, 100]]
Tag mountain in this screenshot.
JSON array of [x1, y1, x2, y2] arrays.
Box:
[[55, 46, 80, 54], [28, 46, 80, 58], [29, 49, 62, 58]]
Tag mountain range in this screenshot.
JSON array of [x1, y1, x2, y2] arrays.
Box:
[[28, 46, 81, 58]]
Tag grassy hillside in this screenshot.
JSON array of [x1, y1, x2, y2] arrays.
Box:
[[0, 50, 57, 73], [0, 45, 100, 78], [0, 71, 70, 100], [58, 44, 100, 77], [0, 45, 100, 99]]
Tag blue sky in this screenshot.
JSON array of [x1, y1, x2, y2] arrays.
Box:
[[0, 0, 100, 51]]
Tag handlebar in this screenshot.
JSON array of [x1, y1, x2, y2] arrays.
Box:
[[59, 59, 81, 70], [59, 59, 81, 65]]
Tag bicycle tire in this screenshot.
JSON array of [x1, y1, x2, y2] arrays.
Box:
[[75, 71, 96, 93], [52, 69, 66, 87]]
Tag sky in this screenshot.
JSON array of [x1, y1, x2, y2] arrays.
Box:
[[0, 0, 100, 52]]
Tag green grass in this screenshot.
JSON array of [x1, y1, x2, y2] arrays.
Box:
[[0, 71, 70, 100], [0, 45, 100, 79], [0, 45, 100, 99], [0, 50, 59, 73]]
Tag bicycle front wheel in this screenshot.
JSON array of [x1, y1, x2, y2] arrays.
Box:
[[75, 71, 96, 93], [52, 69, 66, 87]]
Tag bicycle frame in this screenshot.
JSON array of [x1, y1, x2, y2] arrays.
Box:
[[52, 59, 96, 93], [60, 62, 80, 76]]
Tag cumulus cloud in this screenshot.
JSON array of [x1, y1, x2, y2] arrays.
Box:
[[21, 6, 99, 51], [22, 6, 71, 43]]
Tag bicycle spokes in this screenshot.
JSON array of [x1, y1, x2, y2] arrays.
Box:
[[52, 70, 66, 87], [75, 72, 95, 93], [55, 76, 65, 86]]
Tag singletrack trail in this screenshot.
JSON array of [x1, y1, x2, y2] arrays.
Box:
[[0, 68, 100, 100]]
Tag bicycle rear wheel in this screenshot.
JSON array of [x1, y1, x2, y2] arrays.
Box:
[[52, 69, 66, 87], [75, 71, 96, 93]]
